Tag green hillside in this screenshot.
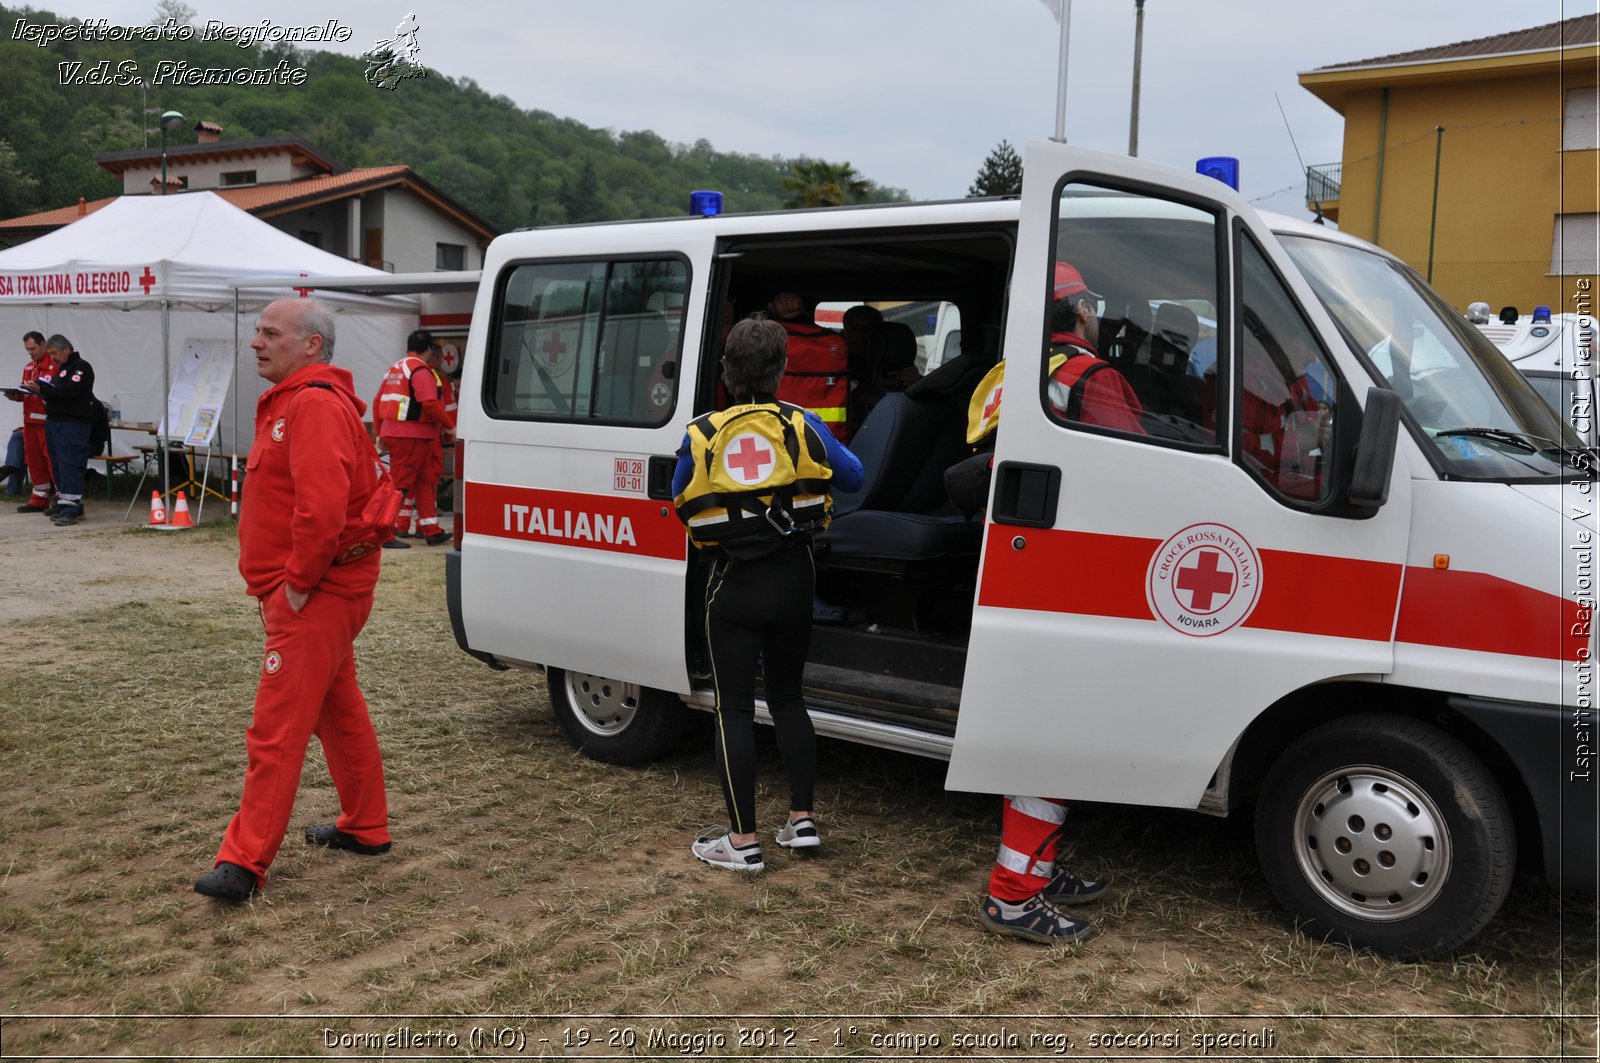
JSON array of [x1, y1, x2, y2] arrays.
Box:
[[0, 4, 907, 230]]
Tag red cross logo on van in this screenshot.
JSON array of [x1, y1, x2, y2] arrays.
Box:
[[723, 433, 774, 485], [1146, 523, 1262, 637], [1175, 549, 1235, 613]]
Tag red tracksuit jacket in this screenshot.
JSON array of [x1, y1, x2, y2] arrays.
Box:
[[239, 363, 382, 600]]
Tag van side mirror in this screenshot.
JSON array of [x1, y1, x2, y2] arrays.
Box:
[[1348, 387, 1401, 510]]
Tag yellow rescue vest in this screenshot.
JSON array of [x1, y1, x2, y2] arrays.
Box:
[[674, 401, 834, 558]]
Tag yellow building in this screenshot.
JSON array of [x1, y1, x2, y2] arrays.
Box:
[[1299, 15, 1599, 317]]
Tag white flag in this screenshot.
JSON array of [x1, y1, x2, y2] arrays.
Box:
[[1038, 0, 1061, 23]]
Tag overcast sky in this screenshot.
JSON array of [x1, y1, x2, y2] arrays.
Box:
[[29, 0, 1585, 219]]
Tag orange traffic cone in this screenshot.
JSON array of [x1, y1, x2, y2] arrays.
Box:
[[168, 491, 196, 529], [147, 490, 167, 527]]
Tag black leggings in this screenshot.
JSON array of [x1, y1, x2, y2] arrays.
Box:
[[704, 542, 817, 834]]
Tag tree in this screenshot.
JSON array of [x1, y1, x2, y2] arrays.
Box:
[[559, 154, 603, 223], [968, 140, 1023, 198], [781, 159, 868, 208], [152, 0, 197, 25]]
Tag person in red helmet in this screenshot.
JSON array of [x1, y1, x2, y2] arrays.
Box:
[[961, 261, 1135, 943], [195, 298, 393, 903], [1043, 261, 1145, 434]]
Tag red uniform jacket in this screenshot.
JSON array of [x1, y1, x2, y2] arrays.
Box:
[[776, 320, 850, 441], [1045, 333, 1145, 435], [20, 354, 56, 422], [239, 363, 382, 600], [373, 355, 455, 441]]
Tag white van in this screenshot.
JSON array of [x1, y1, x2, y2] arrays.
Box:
[[447, 143, 1595, 958], [1473, 308, 1596, 448]]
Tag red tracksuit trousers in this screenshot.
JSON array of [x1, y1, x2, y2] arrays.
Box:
[[387, 436, 440, 534], [216, 587, 390, 885], [989, 795, 1067, 902], [21, 422, 52, 507]]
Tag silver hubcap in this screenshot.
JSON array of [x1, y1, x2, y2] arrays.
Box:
[[1292, 765, 1451, 921], [562, 671, 641, 737]]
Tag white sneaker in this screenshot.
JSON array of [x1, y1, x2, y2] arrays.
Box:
[[775, 816, 821, 849], [692, 828, 764, 872]]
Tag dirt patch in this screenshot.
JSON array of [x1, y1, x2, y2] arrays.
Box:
[[0, 502, 1593, 1060]]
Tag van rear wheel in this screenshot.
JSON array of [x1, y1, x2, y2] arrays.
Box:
[[1254, 714, 1513, 959], [547, 668, 686, 765]]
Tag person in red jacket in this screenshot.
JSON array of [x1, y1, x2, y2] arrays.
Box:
[[1044, 261, 1145, 434], [372, 330, 455, 546], [195, 298, 393, 903], [970, 262, 1127, 944], [6, 331, 57, 512], [771, 292, 850, 441]]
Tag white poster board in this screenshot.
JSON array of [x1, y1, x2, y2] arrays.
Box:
[[160, 338, 234, 447]]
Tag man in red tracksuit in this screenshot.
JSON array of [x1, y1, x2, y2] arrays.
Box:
[[195, 298, 393, 903], [7, 331, 57, 512], [372, 330, 455, 547]]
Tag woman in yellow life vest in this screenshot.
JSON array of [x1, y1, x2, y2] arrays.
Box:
[[672, 317, 863, 871]]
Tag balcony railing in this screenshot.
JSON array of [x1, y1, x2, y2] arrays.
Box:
[[1306, 162, 1341, 205]]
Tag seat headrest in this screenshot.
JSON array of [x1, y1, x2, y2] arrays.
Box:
[[879, 322, 918, 371], [1151, 303, 1199, 354]]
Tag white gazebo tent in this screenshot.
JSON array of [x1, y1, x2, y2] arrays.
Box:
[[0, 193, 418, 484]]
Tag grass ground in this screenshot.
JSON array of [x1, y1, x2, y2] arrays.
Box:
[[0, 518, 1594, 1060]]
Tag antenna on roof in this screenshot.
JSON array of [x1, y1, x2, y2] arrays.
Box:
[[1275, 92, 1326, 226]]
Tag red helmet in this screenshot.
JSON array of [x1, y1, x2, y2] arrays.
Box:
[[1052, 261, 1101, 303]]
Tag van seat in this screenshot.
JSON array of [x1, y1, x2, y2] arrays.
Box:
[[823, 509, 981, 563], [824, 390, 981, 566]]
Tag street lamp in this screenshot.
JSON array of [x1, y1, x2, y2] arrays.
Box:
[[158, 110, 185, 195]]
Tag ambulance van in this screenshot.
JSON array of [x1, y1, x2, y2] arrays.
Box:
[[1473, 307, 1596, 449], [448, 143, 1595, 957]]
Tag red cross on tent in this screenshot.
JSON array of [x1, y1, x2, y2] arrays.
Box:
[[1175, 549, 1235, 612], [723, 433, 775, 485], [293, 272, 313, 297], [137, 267, 156, 295]]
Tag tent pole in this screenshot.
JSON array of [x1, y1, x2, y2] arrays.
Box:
[[160, 295, 171, 504], [232, 287, 240, 516]]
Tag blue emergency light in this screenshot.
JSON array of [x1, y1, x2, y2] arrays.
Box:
[[689, 190, 724, 217], [1196, 156, 1240, 191], [1533, 305, 1552, 323]]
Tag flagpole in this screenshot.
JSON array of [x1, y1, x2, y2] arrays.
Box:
[[1052, 0, 1073, 142], [1128, 0, 1146, 156]]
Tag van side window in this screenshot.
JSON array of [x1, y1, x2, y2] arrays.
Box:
[[1237, 236, 1338, 503], [1048, 182, 1221, 446], [487, 258, 688, 425]]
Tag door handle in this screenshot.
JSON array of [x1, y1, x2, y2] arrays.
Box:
[[989, 461, 1060, 528], [646, 454, 678, 500]]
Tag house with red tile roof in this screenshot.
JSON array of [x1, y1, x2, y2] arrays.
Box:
[[0, 121, 497, 274]]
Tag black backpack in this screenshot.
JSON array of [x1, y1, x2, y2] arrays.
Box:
[[88, 395, 110, 456]]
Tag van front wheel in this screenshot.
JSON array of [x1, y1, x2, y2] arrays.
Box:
[[1254, 714, 1514, 959], [547, 668, 686, 765]]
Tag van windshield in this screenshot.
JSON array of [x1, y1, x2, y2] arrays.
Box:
[[1280, 234, 1591, 481]]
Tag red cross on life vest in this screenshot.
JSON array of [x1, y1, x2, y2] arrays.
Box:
[[138, 267, 156, 294], [724, 434, 774, 484], [1175, 549, 1235, 612], [982, 386, 1003, 422]]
